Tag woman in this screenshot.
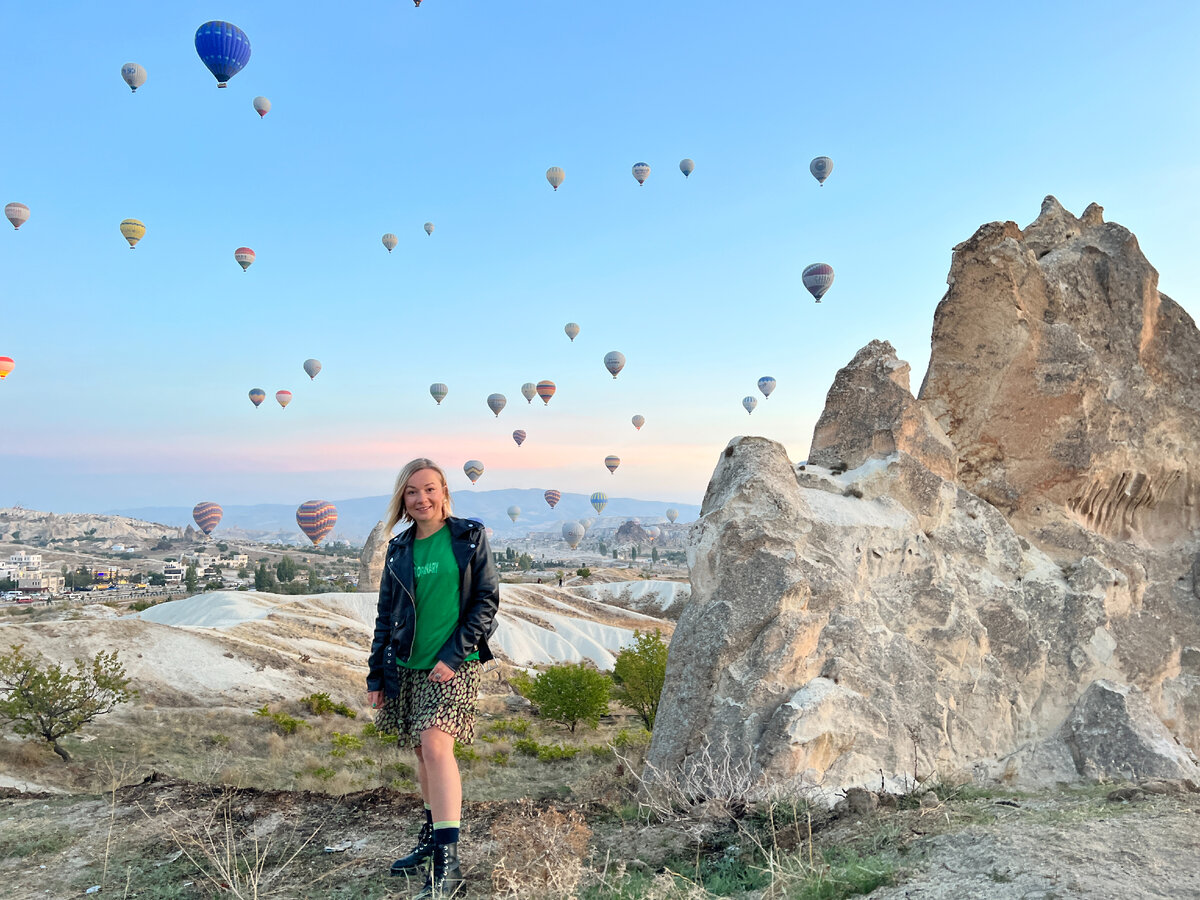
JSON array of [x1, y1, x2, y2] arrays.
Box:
[[367, 458, 500, 897]]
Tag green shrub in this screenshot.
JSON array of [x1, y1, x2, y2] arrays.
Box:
[[511, 663, 611, 733], [612, 630, 668, 730], [612, 727, 652, 749], [513, 737, 579, 761], [253, 704, 309, 735], [487, 717, 530, 737], [300, 692, 357, 719], [454, 742, 480, 761], [491, 750, 510, 767], [330, 732, 364, 757], [576, 568, 591, 578]]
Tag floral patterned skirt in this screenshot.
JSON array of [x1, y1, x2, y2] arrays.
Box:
[[374, 659, 482, 747]]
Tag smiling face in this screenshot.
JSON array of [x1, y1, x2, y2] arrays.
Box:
[[403, 467, 449, 535]]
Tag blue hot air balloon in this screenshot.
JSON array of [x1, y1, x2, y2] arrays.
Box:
[[195, 21, 251, 88]]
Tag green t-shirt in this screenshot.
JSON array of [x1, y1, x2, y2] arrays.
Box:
[[400, 525, 480, 670]]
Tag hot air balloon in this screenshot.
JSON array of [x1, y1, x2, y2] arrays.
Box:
[[235, 247, 255, 271], [536, 380, 556, 405], [463, 460, 484, 484], [605, 455, 620, 474], [632, 162, 651, 185], [430, 383, 448, 405], [544, 489, 561, 509], [590, 492, 608, 514], [665, 508, 679, 523], [303, 359, 321, 380], [5, 203, 29, 230], [414, 0, 423, 6], [253, 96, 271, 118], [604, 351, 626, 379], [679, 158, 695, 178], [276, 390, 292, 408], [424, 222, 435, 236], [802, 263, 834, 303], [507, 506, 521, 522], [546, 167, 565, 191], [0, 357, 14, 379], [487, 393, 507, 417], [564, 322, 580, 342], [518, 383, 535, 403], [647, 526, 661, 541], [743, 396, 757, 414], [809, 156, 834, 186], [296, 500, 337, 545], [382, 233, 398, 253], [512, 429, 526, 447], [119, 219, 145, 248], [758, 376, 777, 398], [121, 63, 147, 92], [192, 502, 223, 536], [248, 388, 265, 407], [195, 21, 251, 88], [632, 415, 645, 431], [562, 522, 585, 549], [580, 517, 595, 530]]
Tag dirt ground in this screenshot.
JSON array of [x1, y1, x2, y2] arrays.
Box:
[[2, 776, 1198, 900]]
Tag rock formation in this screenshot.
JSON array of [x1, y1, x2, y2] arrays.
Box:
[[357, 520, 390, 593], [648, 199, 1200, 793]]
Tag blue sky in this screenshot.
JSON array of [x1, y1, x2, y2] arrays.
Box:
[[2, 1, 1198, 512]]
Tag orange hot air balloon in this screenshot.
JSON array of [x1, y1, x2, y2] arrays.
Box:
[[0, 357, 13, 379], [544, 489, 561, 509], [296, 500, 338, 545], [192, 502, 223, 536], [536, 380, 556, 405], [276, 390, 292, 408]]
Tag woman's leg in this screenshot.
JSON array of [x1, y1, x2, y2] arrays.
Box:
[[418, 727, 461, 822]]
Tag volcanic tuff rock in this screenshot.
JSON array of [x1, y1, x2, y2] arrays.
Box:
[[648, 199, 1200, 792], [357, 520, 390, 593], [0, 508, 184, 545]]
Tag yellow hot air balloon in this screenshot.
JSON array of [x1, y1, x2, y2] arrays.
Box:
[[120, 219, 146, 249]]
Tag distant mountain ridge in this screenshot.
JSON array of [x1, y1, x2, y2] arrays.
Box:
[[110, 490, 699, 545]]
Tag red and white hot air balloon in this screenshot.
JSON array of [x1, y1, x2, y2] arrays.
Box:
[[235, 247, 256, 271]]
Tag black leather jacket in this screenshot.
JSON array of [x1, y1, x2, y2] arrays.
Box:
[[366, 516, 500, 697]]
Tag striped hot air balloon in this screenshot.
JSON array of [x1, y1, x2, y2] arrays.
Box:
[[758, 376, 777, 398], [195, 20, 251, 88], [590, 492, 608, 514], [536, 380, 556, 404], [631, 415, 645, 431], [544, 489, 561, 509], [802, 263, 835, 303], [487, 393, 507, 417], [382, 233, 398, 253], [562, 522, 585, 549], [512, 429, 527, 447], [296, 500, 337, 545], [605, 455, 620, 474], [743, 396, 757, 414], [120, 219, 145, 248], [5, 203, 29, 230], [463, 460, 485, 484], [235, 247, 256, 271], [564, 322, 580, 342], [430, 383, 448, 405], [192, 502, 223, 536], [0, 357, 13, 379], [248, 388, 265, 407], [521, 382, 537, 403], [276, 390, 292, 408]]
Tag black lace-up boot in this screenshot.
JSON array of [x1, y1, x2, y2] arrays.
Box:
[[389, 821, 435, 875], [414, 841, 463, 898]]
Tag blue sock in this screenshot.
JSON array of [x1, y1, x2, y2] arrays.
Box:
[[432, 822, 460, 845]]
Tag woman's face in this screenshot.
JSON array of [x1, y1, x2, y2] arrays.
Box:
[[404, 468, 447, 528]]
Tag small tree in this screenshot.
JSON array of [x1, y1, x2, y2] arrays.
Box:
[[613, 549, 619, 560], [0, 645, 136, 761], [512, 663, 610, 733], [612, 630, 668, 730], [254, 562, 278, 591], [518, 553, 533, 571], [148, 572, 166, 586], [184, 564, 198, 593], [576, 568, 591, 579], [276, 556, 299, 583], [630, 547, 639, 562]]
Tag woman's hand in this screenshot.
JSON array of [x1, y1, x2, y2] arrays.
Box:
[[367, 689, 384, 709], [428, 661, 456, 684]]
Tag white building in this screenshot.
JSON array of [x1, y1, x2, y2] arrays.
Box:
[[163, 562, 185, 584], [19, 571, 65, 594], [8, 552, 42, 569]]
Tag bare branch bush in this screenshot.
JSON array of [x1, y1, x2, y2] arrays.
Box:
[[489, 800, 592, 899]]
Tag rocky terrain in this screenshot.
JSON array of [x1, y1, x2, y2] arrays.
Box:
[[649, 198, 1200, 796]]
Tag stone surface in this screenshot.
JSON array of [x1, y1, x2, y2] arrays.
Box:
[[648, 200, 1200, 794], [357, 519, 390, 593]]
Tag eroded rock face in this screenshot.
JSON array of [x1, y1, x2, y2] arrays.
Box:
[[649, 200, 1200, 793], [357, 520, 390, 594], [919, 196, 1200, 546]]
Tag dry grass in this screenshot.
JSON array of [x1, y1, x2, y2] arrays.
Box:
[[490, 801, 592, 898]]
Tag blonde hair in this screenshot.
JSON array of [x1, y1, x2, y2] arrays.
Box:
[[384, 458, 454, 534]]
